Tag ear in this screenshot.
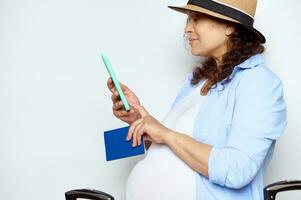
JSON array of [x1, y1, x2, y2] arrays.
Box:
[[225, 24, 235, 36]]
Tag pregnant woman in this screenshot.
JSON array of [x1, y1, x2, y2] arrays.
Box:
[[107, 0, 287, 199]]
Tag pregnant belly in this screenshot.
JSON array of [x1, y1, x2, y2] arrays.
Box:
[[125, 143, 197, 200]]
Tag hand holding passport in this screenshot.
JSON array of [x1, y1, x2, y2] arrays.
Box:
[[104, 126, 145, 161]]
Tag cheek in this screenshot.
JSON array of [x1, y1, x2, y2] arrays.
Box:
[[192, 32, 226, 56], [198, 31, 219, 48], [209, 24, 225, 38], [190, 37, 211, 56], [203, 26, 227, 47], [197, 24, 221, 43], [192, 23, 226, 55]]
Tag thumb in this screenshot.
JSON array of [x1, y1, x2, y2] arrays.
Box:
[[119, 82, 128, 91]]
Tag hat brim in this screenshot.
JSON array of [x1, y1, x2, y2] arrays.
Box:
[[168, 4, 266, 43]]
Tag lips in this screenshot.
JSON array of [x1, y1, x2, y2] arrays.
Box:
[[188, 38, 198, 45], [188, 38, 198, 41]]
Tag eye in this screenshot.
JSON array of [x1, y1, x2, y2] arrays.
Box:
[[186, 14, 202, 25], [192, 17, 199, 22], [189, 15, 201, 22]]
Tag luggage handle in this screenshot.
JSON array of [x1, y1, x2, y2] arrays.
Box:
[[65, 188, 114, 200], [264, 180, 301, 200]]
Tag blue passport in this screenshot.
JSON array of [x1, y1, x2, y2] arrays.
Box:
[[104, 126, 145, 161]]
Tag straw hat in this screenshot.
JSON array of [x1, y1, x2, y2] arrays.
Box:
[[168, 0, 265, 43]]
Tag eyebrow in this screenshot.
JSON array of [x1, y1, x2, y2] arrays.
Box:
[[187, 11, 203, 17]]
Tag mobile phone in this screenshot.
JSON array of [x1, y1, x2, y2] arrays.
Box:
[[101, 54, 131, 112]]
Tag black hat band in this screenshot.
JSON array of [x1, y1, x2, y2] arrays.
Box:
[[188, 0, 254, 27]]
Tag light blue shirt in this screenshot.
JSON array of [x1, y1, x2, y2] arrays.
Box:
[[170, 54, 287, 200]]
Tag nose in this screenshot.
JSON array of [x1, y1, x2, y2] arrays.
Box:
[[184, 17, 194, 34]]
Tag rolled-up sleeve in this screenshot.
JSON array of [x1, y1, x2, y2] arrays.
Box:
[[208, 70, 287, 189]]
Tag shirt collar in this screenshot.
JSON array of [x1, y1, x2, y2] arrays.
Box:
[[233, 53, 265, 70], [187, 53, 265, 82], [224, 53, 265, 82]]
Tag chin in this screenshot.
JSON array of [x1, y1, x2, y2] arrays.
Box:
[[191, 49, 207, 57], [191, 51, 198, 56], [190, 48, 199, 56]]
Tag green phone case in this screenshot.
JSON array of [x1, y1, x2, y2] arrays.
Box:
[[102, 54, 130, 112]]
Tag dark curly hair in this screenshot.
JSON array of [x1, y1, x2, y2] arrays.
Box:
[[190, 23, 265, 96]]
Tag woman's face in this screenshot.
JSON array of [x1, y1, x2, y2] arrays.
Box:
[[184, 12, 235, 61]]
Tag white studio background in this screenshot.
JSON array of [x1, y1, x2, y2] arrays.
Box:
[[0, 0, 300, 199]]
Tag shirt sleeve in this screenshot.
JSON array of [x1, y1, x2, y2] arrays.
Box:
[[208, 69, 287, 189]]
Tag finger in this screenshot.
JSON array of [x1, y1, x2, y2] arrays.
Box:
[[127, 118, 144, 142], [111, 94, 119, 102], [113, 90, 119, 98], [113, 108, 130, 117], [133, 122, 144, 146], [113, 101, 123, 110], [108, 78, 128, 94], [137, 129, 144, 146], [127, 118, 143, 142], [107, 77, 115, 91], [114, 101, 130, 112], [111, 87, 117, 95], [111, 93, 120, 102], [130, 103, 149, 117], [132, 130, 137, 147], [107, 80, 119, 95]]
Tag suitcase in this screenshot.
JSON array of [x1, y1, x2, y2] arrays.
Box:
[[65, 180, 301, 200]]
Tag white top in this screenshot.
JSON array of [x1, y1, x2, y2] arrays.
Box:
[[125, 81, 206, 200]]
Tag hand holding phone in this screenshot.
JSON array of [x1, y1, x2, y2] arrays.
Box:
[[102, 54, 131, 112]]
